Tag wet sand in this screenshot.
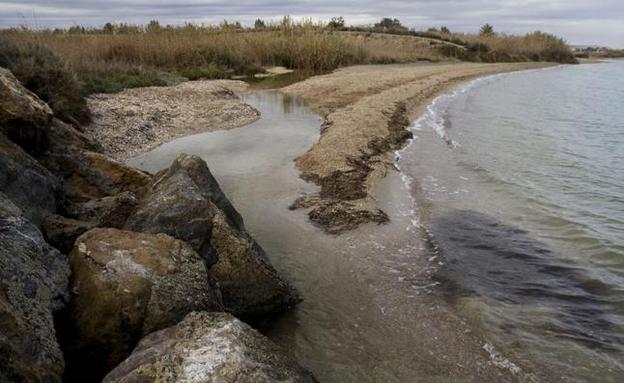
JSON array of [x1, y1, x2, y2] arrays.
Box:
[[282, 61, 554, 233]]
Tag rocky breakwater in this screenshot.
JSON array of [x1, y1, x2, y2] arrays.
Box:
[[0, 67, 312, 382]]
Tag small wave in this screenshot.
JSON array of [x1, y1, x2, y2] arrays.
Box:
[[392, 65, 565, 234], [408, 64, 566, 147]]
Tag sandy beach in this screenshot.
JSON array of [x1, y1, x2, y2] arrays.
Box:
[[281, 61, 554, 232], [85, 62, 553, 212]]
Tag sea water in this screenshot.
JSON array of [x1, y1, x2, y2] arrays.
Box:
[[398, 60, 624, 381]]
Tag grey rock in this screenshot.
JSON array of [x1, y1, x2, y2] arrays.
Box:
[[0, 192, 70, 383], [125, 158, 217, 265], [0, 67, 53, 153], [166, 153, 243, 230], [0, 132, 61, 226], [103, 312, 317, 383]]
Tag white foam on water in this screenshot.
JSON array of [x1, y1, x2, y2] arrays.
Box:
[[393, 64, 564, 232], [483, 342, 522, 375]]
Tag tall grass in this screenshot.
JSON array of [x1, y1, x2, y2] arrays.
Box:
[[452, 31, 577, 63], [0, 36, 89, 122], [0, 20, 576, 122]]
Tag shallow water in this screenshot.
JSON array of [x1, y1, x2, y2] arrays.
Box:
[[129, 64, 624, 381], [399, 60, 624, 381], [130, 91, 521, 382]]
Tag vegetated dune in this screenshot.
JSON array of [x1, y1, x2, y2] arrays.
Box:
[[283, 61, 554, 233], [0, 23, 575, 101]]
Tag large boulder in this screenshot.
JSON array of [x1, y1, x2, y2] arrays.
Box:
[[41, 149, 150, 202], [0, 132, 61, 226], [125, 154, 299, 318], [0, 193, 70, 383], [103, 312, 317, 383], [124, 159, 217, 264], [63, 228, 223, 381], [165, 153, 244, 230], [0, 67, 53, 153]]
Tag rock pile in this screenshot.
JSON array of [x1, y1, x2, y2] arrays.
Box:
[[0, 67, 313, 382]]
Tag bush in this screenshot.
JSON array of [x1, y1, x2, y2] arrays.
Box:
[[480, 24, 494, 36], [80, 68, 185, 94], [0, 36, 89, 123]]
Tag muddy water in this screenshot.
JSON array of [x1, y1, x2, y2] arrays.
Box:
[[129, 91, 526, 382]]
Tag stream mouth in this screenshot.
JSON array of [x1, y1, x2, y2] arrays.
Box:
[[129, 74, 624, 381], [129, 90, 524, 382]]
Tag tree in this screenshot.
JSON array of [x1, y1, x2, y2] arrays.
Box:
[[103, 22, 114, 34], [254, 18, 266, 29], [146, 20, 161, 32], [68, 25, 85, 34], [375, 17, 405, 31], [480, 23, 494, 36], [440, 26, 450, 34], [327, 16, 345, 30]]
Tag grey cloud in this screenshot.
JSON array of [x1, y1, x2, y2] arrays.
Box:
[[1, 0, 622, 47]]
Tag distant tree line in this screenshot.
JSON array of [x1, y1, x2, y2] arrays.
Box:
[[53, 17, 499, 38]]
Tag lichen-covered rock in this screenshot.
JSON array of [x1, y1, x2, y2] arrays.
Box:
[[126, 154, 299, 317], [64, 228, 223, 381], [0, 132, 61, 226], [41, 149, 150, 202], [0, 193, 70, 383], [103, 312, 317, 383]]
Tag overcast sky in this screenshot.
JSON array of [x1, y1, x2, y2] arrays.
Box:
[[1, 0, 622, 47]]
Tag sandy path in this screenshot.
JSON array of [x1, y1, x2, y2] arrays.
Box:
[[84, 80, 260, 160], [282, 61, 555, 233]]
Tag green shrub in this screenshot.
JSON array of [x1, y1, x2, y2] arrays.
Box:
[[81, 68, 185, 94]]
